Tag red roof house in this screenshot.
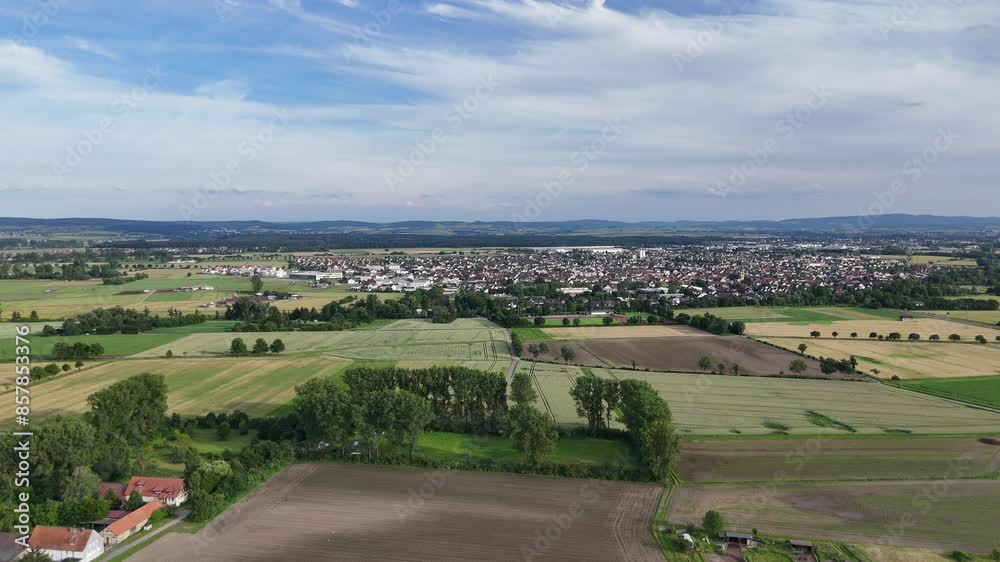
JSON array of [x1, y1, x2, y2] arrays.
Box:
[[124, 476, 188, 506]]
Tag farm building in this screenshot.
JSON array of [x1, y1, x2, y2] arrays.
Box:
[[28, 527, 104, 562], [725, 532, 755, 546], [100, 476, 188, 506], [100, 501, 162, 545]]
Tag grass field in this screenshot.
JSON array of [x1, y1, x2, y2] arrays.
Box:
[[4, 356, 352, 421], [521, 361, 1000, 435], [681, 306, 901, 324], [541, 325, 706, 340], [900, 376, 1000, 409], [509, 326, 551, 340], [880, 254, 980, 266], [668, 480, 1000, 552], [676, 437, 1000, 482], [746, 317, 998, 340], [760, 338, 1000, 379], [0, 333, 184, 362], [135, 318, 511, 362], [416, 431, 636, 466]]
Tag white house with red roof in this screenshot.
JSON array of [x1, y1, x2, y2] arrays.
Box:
[[124, 476, 188, 506], [27, 527, 104, 562]]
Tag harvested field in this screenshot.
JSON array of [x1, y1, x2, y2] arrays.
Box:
[[924, 309, 1000, 324], [761, 338, 1000, 379], [521, 362, 1000, 435], [131, 463, 665, 562], [1, 356, 351, 420], [746, 318, 998, 340], [541, 324, 706, 340], [667, 480, 1000, 552], [676, 437, 1000, 482], [135, 318, 510, 361]]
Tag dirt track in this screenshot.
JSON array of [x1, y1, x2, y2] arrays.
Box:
[[130, 464, 664, 561]]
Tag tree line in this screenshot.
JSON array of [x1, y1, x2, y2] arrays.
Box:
[[48, 307, 206, 336]]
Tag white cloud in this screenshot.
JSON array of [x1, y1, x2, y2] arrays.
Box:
[[64, 36, 117, 59]]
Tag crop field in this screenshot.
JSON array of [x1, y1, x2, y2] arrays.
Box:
[[395, 359, 513, 375], [521, 362, 1000, 435], [880, 254, 980, 266], [676, 437, 1000, 482], [667, 480, 1000, 552], [0, 333, 184, 362], [130, 463, 664, 562], [761, 337, 1000, 379], [135, 318, 511, 361], [541, 324, 706, 340], [0, 275, 371, 319], [416, 431, 636, 466], [3, 356, 352, 420], [683, 306, 900, 324], [900, 376, 1000, 409], [745, 317, 998, 340]]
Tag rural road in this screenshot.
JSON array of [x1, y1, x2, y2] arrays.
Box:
[[495, 320, 520, 383], [100, 509, 189, 561]]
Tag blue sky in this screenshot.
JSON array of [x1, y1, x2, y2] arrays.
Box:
[[1, 0, 997, 221]]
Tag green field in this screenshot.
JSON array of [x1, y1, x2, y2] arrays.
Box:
[[151, 320, 238, 334], [676, 437, 1000, 482], [520, 361, 1000, 435], [415, 431, 636, 466], [3, 356, 353, 422], [683, 306, 900, 324], [135, 318, 511, 362], [900, 376, 1000, 409], [0, 333, 184, 362], [510, 327, 552, 340]]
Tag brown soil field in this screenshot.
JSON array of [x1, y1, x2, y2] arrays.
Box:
[[132, 464, 664, 562], [541, 324, 708, 340], [528, 336, 839, 378], [668, 480, 1000, 552]]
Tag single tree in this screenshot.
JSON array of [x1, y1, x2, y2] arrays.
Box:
[[560, 344, 576, 363], [504, 404, 558, 466], [527, 343, 540, 358], [869, 332, 879, 339], [125, 490, 145, 511], [270, 338, 286, 354], [230, 337, 248, 355], [510, 372, 538, 406], [538, 342, 550, 355], [165, 349, 174, 358], [252, 338, 270, 354], [930, 334, 941, 341], [797, 343, 808, 354], [698, 356, 713, 371], [250, 274, 264, 293], [533, 316, 545, 327], [908, 333, 920, 341], [810, 331, 821, 338], [976, 335, 988, 344], [602, 315, 614, 326], [949, 334, 961, 341], [561, 317, 570, 326], [572, 317, 581, 327], [850, 332, 858, 338], [831, 331, 839, 338], [61, 363, 71, 372], [74, 360, 84, 369], [789, 359, 808, 374], [703, 510, 726, 537]]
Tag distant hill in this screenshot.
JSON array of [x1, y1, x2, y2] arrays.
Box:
[[0, 214, 996, 239]]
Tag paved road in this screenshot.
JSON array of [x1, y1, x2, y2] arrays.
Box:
[[100, 509, 189, 561]]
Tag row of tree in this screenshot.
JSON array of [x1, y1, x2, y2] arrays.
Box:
[[51, 307, 206, 336]]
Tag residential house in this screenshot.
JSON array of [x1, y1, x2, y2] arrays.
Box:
[[124, 476, 188, 506]]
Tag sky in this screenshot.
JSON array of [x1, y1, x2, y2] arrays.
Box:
[[0, 0, 997, 222]]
